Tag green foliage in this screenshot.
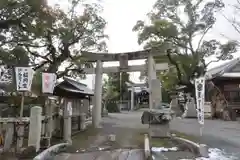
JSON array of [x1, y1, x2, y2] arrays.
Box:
[[107, 72, 130, 101], [0, 0, 107, 78], [106, 102, 119, 113], [102, 77, 119, 102], [102, 76, 120, 113], [162, 88, 171, 103], [134, 0, 238, 93], [102, 72, 131, 112]]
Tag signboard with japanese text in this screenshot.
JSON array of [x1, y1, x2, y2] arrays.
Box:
[[42, 73, 57, 94], [15, 67, 34, 91], [195, 76, 205, 125]]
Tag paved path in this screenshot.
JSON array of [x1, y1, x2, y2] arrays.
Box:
[[55, 111, 147, 160], [52, 110, 240, 159], [112, 110, 240, 158], [55, 149, 144, 160], [171, 118, 240, 158]]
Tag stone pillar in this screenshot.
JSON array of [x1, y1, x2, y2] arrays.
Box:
[[152, 79, 162, 108], [80, 113, 86, 130], [28, 106, 42, 152], [3, 123, 14, 151], [92, 60, 103, 128], [63, 100, 72, 144], [45, 99, 53, 147], [82, 99, 89, 114], [131, 86, 134, 110], [148, 54, 154, 110]]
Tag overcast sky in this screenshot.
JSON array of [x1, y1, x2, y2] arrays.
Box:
[[49, 0, 240, 89]]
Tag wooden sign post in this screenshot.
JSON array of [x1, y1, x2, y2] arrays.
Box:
[[15, 67, 34, 152]]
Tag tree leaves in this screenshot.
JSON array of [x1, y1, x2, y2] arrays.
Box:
[[0, 0, 107, 79], [102, 78, 119, 103], [134, 0, 238, 93]]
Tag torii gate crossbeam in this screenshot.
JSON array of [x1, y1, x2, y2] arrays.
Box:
[[80, 49, 168, 128]]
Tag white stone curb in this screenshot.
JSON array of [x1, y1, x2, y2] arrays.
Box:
[[144, 134, 150, 159], [33, 143, 70, 160], [173, 136, 209, 158]]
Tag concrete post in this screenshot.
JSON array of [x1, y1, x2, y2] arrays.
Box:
[[148, 54, 154, 110], [80, 113, 86, 130], [3, 123, 14, 151], [63, 100, 72, 144], [92, 60, 103, 128], [199, 144, 209, 158], [46, 99, 53, 147], [131, 86, 134, 110], [152, 62, 162, 104], [28, 106, 42, 152]]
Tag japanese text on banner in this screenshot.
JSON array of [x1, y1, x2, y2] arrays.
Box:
[[195, 76, 205, 125], [15, 67, 34, 91]]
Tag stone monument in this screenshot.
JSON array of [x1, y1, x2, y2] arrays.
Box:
[[142, 106, 174, 138], [148, 109, 174, 138]]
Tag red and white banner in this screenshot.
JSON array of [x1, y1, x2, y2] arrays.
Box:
[[42, 73, 56, 94]]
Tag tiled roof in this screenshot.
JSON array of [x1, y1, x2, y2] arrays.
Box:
[[56, 76, 94, 95], [206, 58, 240, 79]]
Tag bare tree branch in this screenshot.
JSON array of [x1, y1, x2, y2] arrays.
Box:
[[24, 46, 52, 62], [197, 25, 213, 50], [221, 12, 240, 35]]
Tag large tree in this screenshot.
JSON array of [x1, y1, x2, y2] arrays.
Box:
[[133, 0, 238, 95], [0, 0, 107, 79]]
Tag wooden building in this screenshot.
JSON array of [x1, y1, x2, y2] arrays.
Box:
[[206, 58, 240, 120], [53, 77, 94, 137]]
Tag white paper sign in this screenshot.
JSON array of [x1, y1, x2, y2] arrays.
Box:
[[195, 76, 205, 125], [42, 73, 57, 94], [15, 67, 34, 91], [67, 102, 72, 116]]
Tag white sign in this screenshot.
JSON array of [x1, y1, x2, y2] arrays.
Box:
[[42, 73, 57, 94], [15, 67, 34, 91], [195, 76, 205, 125], [67, 102, 72, 116]]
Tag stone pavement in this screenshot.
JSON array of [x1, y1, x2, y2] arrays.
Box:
[[53, 111, 196, 160], [107, 111, 240, 159], [54, 149, 144, 160], [170, 118, 240, 158], [54, 113, 147, 160]]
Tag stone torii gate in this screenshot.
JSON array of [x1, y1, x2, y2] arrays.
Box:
[[125, 82, 147, 111], [81, 49, 168, 128]]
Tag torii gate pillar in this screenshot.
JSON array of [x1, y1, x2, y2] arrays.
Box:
[[148, 53, 159, 109], [92, 60, 103, 128]]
